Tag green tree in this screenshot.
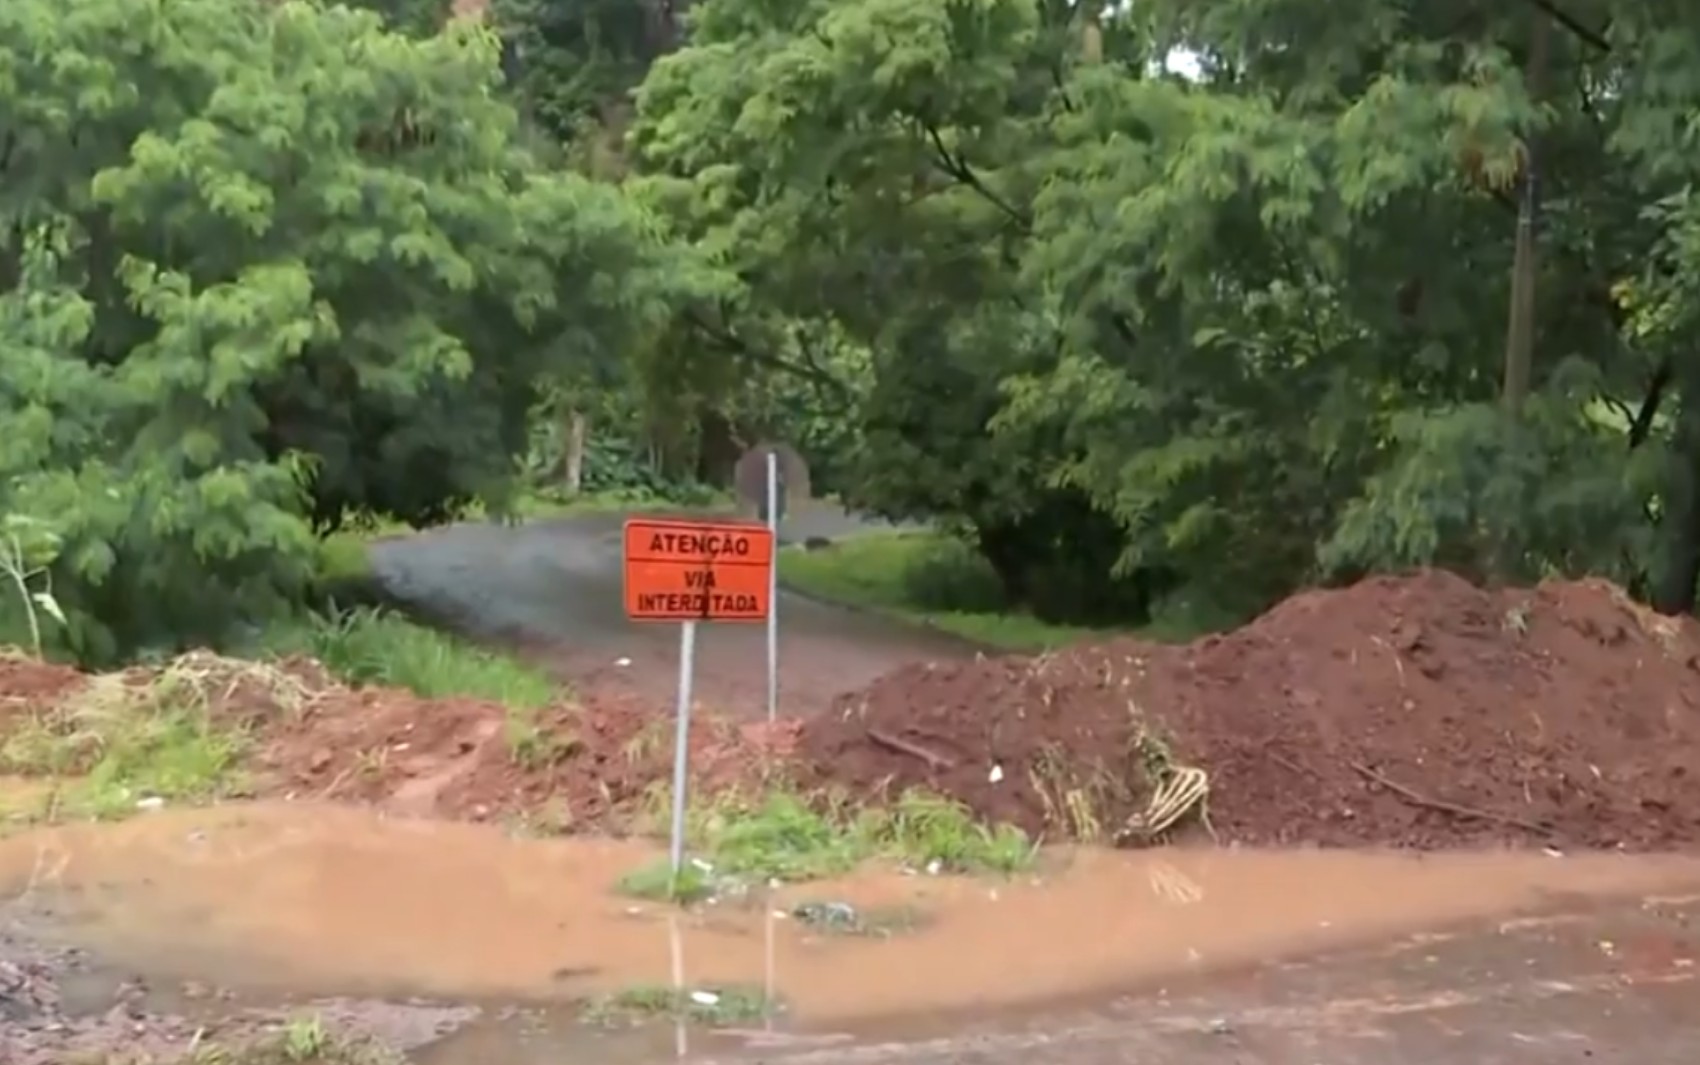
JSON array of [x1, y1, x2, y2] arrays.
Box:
[[0, 0, 693, 661], [629, 0, 1159, 621], [491, 0, 686, 145], [346, 0, 456, 36], [626, 0, 1700, 625]]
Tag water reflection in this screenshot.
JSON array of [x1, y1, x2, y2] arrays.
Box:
[[5, 802, 1700, 1028], [667, 897, 783, 1059], [670, 908, 686, 1058], [765, 898, 777, 1032]]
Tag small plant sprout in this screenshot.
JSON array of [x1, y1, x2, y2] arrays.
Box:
[[280, 1014, 332, 1061], [0, 513, 68, 658]]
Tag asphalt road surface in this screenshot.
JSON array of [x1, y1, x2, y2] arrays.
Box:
[[367, 503, 977, 715]]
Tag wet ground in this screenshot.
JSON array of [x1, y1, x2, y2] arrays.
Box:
[[3, 803, 1699, 1063], [367, 502, 975, 715], [734, 892, 1700, 1065]]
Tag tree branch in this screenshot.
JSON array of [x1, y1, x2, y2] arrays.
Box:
[[686, 308, 857, 409], [1520, 0, 1610, 53], [920, 121, 1032, 229], [1629, 355, 1673, 450]]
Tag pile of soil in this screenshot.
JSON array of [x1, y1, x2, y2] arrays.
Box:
[[800, 571, 1700, 851], [0, 649, 791, 830]]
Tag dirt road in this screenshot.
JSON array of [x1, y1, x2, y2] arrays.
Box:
[[366, 504, 974, 716]]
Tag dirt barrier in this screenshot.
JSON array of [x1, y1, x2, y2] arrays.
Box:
[[0, 651, 797, 827], [799, 571, 1700, 851]]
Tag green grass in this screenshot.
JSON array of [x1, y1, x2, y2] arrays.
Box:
[[261, 607, 557, 709], [0, 657, 260, 821], [778, 532, 1110, 651], [616, 858, 718, 904], [581, 983, 775, 1028], [777, 530, 1244, 650], [616, 787, 1035, 902], [462, 484, 734, 521], [166, 1014, 402, 1064], [0, 607, 570, 826], [258, 607, 572, 766]]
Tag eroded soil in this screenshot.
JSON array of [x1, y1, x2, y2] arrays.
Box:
[[0, 649, 795, 831]]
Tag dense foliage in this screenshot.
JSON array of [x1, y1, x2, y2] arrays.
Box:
[[0, 0, 695, 661], [11, 0, 1700, 659], [609, 0, 1700, 624]]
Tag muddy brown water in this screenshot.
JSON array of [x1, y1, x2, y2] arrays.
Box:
[[4, 802, 1700, 1062]]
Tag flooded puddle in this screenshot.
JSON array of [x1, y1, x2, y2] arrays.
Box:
[[4, 802, 1700, 1061]]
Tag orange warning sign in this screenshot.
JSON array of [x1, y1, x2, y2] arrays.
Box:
[[623, 518, 775, 622]]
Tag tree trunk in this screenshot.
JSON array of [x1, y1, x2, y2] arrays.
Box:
[[563, 409, 586, 494], [1653, 383, 1700, 615], [976, 520, 1035, 608], [1080, 1, 1104, 64], [1501, 13, 1549, 413], [694, 408, 741, 487]]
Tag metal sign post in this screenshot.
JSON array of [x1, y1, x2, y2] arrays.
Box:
[[765, 451, 780, 723], [668, 619, 697, 881], [622, 518, 776, 884]]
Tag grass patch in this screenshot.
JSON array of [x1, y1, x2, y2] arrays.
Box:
[[313, 532, 380, 586], [461, 484, 734, 521], [259, 607, 571, 768], [779, 531, 1246, 650], [0, 658, 255, 820], [617, 787, 1034, 900], [261, 607, 557, 709], [617, 858, 718, 904], [581, 983, 774, 1028], [76, 1018, 397, 1064], [176, 1014, 401, 1064], [777, 532, 1109, 651]]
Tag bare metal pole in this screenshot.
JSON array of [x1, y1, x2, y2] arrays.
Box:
[[765, 450, 779, 722], [668, 620, 697, 882]]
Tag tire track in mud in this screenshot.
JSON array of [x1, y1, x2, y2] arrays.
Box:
[[364, 507, 978, 717]]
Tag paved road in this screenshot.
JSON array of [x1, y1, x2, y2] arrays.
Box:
[[699, 890, 1700, 1065], [367, 503, 976, 715]]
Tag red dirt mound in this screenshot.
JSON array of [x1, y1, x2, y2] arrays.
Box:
[[0, 650, 787, 830], [0, 654, 86, 727], [800, 571, 1700, 851]]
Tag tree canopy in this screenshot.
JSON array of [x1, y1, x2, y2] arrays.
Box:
[[613, 0, 1700, 623], [11, 0, 1700, 660], [0, 0, 698, 660]]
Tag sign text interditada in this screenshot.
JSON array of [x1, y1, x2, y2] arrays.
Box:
[[622, 519, 774, 622]]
